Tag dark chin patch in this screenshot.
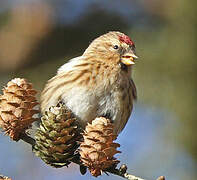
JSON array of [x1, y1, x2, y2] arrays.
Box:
[[120, 62, 128, 72]]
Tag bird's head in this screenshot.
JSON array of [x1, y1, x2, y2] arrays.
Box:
[[83, 31, 138, 68]]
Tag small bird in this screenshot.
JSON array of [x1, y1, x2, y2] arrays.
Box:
[[41, 31, 138, 134]]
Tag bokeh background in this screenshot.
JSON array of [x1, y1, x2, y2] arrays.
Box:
[[0, 0, 196, 180]]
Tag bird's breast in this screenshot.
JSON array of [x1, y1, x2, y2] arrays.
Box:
[[62, 74, 133, 134], [97, 80, 133, 134]]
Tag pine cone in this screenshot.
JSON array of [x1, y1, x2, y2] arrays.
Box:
[[80, 117, 120, 177], [33, 103, 82, 168], [0, 175, 12, 180], [0, 78, 39, 141]]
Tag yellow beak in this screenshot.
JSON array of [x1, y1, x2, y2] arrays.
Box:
[[121, 54, 138, 65]]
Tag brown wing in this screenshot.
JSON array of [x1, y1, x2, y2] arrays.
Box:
[[130, 78, 137, 100]]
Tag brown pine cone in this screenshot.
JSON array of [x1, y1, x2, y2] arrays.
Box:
[[80, 117, 120, 177], [0, 78, 39, 141]]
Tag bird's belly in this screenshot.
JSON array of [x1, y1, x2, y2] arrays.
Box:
[[62, 86, 132, 134], [62, 87, 98, 127], [97, 88, 133, 134]]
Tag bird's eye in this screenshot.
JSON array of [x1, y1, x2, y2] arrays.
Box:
[[113, 45, 119, 50]]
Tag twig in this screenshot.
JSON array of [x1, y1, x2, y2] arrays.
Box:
[[69, 154, 165, 180], [20, 133, 36, 146], [107, 167, 146, 180], [106, 165, 165, 180]]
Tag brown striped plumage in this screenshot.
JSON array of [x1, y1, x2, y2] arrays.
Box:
[[41, 31, 137, 134]]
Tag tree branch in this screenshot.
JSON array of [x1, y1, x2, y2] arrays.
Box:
[[70, 154, 165, 180], [107, 167, 146, 180], [107, 167, 165, 180], [19, 133, 36, 146]]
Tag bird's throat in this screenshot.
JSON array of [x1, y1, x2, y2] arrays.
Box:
[[120, 62, 128, 72]]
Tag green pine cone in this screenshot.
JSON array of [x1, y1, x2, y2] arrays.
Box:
[[33, 103, 81, 168]]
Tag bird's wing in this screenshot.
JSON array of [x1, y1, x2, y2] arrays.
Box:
[[41, 56, 89, 112], [130, 78, 137, 100]]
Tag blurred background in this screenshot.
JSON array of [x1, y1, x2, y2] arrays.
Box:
[[0, 0, 196, 180]]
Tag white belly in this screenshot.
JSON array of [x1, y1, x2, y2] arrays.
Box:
[[62, 87, 97, 124], [62, 86, 122, 130]]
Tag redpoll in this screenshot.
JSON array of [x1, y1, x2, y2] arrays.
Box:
[[41, 31, 137, 134]]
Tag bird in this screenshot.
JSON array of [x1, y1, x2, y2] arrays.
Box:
[[41, 31, 138, 134]]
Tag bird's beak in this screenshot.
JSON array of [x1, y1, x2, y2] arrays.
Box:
[[121, 53, 138, 65]]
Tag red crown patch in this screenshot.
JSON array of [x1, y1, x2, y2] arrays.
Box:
[[119, 35, 135, 47]]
